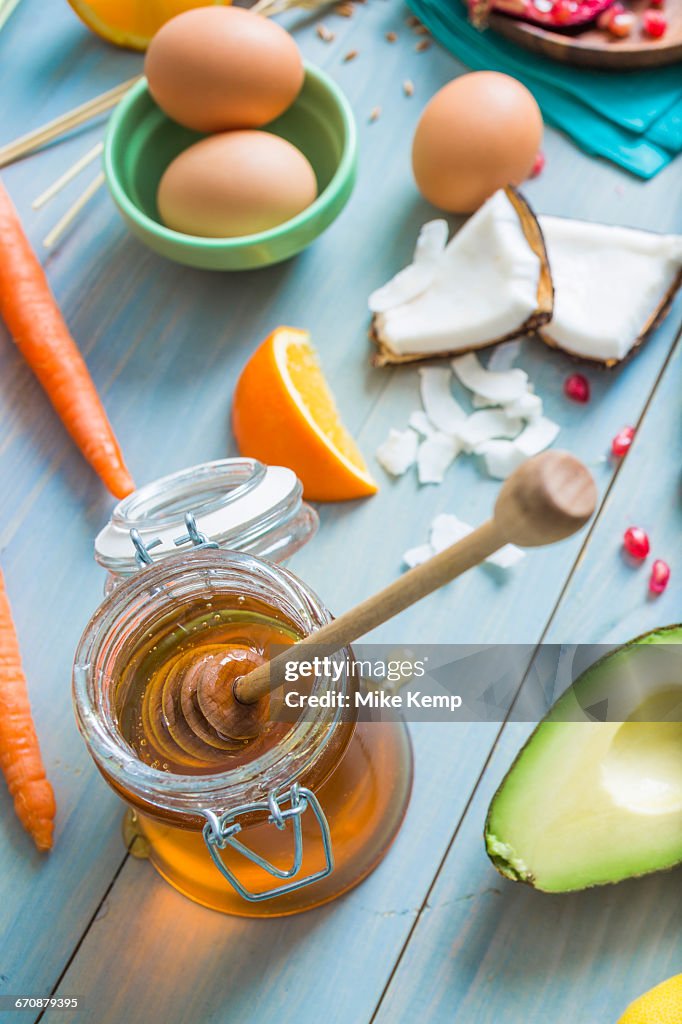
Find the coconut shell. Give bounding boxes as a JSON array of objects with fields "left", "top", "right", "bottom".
[{"left": 371, "top": 186, "right": 554, "bottom": 368}]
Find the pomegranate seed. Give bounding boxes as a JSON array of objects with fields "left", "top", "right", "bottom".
[
  {"left": 609, "top": 10, "right": 635, "bottom": 35},
  {"left": 611, "top": 425, "right": 635, "bottom": 458},
  {"left": 623, "top": 526, "right": 650, "bottom": 560},
  {"left": 649, "top": 559, "right": 670, "bottom": 594},
  {"left": 552, "top": 0, "right": 574, "bottom": 23},
  {"left": 530, "top": 151, "right": 546, "bottom": 178},
  {"left": 597, "top": 2, "right": 622, "bottom": 27},
  {"left": 564, "top": 373, "right": 590, "bottom": 403},
  {"left": 643, "top": 9, "right": 667, "bottom": 35}
]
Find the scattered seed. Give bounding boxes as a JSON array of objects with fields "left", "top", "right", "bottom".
[
  {"left": 335, "top": 1, "right": 354, "bottom": 16},
  {"left": 403, "top": 79, "right": 415, "bottom": 96},
  {"left": 611, "top": 426, "right": 634, "bottom": 459},
  {"left": 344, "top": 48, "right": 359, "bottom": 61},
  {"left": 608, "top": 10, "right": 635, "bottom": 36},
  {"left": 385, "top": 30, "right": 397, "bottom": 41},
  {"left": 316, "top": 23, "right": 335, "bottom": 41},
  {"left": 415, "top": 38, "right": 432, "bottom": 51},
  {"left": 369, "top": 106, "right": 381, "bottom": 122},
  {"left": 414, "top": 23, "right": 430, "bottom": 34},
  {"left": 650, "top": 559, "right": 670, "bottom": 595},
  {"left": 530, "top": 150, "right": 545, "bottom": 178},
  {"left": 643, "top": 9, "right": 667, "bottom": 36},
  {"left": 623, "top": 526, "right": 650, "bottom": 560},
  {"left": 563, "top": 373, "right": 590, "bottom": 403},
  {"left": 406, "top": 14, "right": 421, "bottom": 26}
]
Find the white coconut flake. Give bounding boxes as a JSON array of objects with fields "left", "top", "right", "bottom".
[
  {"left": 417, "top": 433, "right": 461, "bottom": 484},
  {"left": 369, "top": 263, "right": 436, "bottom": 315},
  {"left": 457, "top": 409, "right": 522, "bottom": 453},
  {"left": 413, "top": 219, "right": 449, "bottom": 264},
  {"left": 504, "top": 391, "right": 543, "bottom": 421},
  {"left": 477, "top": 439, "right": 527, "bottom": 480},
  {"left": 514, "top": 416, "right": 560, "bottom": 457},
  {"left": 403, "top": 544, "right": 434, "bottom": 569},
  {"left": 487, "top": 339, "right": 522, "bottom": 372},
  {"left": 375, "top": 428, "right": 419, "bottom": 476},
  {"left": 426, "top": 512, "right": 524, "bottom": 568},
  {"left": 370, "top": 222, "right": 449, "bottom": 316},
  {"left": 408, "top": 409, "right": 436, "bottom": 437},
  {"left": 476, "top": 415, "right": 559, "bottom": 479},
  {"left": 452, "top": 352, "right": 529, "bottom": 404},
  {"left": 419, "top": 367, "right": 467, "bottom": 434},
  {"left": 488, "top": 544, "right": 525, "bottom": 569},
  {"left": 429, "top": 513, "right": 473, "bottom": 552},
  {"left": 471, "top": 393, "right": 498, "bottom": 409}
]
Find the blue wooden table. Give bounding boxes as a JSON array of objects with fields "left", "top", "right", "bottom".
[{"left": 0, "top": 2, "right": 680, "bottom": 1022}]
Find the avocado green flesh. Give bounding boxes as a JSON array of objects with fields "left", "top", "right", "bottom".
[{"left": 485, "top": 627, "right": 682, "bottom": 892}]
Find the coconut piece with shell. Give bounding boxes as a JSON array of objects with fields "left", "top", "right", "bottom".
[
  {"left": 538, "top": 216, "right": 682, "bottom": 366},
  {"left": 369, "top": 188, "right": 553, "bottom": 367}
]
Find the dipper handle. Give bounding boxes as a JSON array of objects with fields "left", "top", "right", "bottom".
[{"left": 234, "top": 450, "right": 597, "bottom": 705}]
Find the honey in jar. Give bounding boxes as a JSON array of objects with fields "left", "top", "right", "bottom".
[{"left": 73, "top": 459, "right": 413, "bottom": 916}]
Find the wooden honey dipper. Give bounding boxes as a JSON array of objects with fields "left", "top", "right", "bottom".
[{"left": 190, "top": 450, "right": 597, "bottom": 742}]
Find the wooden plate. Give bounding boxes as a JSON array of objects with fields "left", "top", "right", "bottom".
[{"left": 489, "top": 0, "right": 682, "bottom": 67}]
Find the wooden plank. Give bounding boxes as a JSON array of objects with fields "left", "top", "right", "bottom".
[
  {"left": 41, "top": 314, "right": 682, "bottom": 1024},
  {"left": 0, "top": 1, "right": 679, "bottom": 1022},
  {"left": 374, "top": 335, "right": 682, "bottom": 1023},
  {"left": 0, "top": 4, "right": 509, "bottom": 1009},
  {"left": 375, "top": 722, "right": 682, "bottom": 1024},
  {"left": 39, "top": 721, "right": 507, "bottom": 1024}
]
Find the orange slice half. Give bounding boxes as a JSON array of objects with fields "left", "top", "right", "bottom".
[
  {"left": 232, "top": 327, "right": 378, "bottom": 502},
  {"left": 66, "top": 0, "right": 232, "bottom": 51}
]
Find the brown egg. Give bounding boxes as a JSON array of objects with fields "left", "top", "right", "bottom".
[
  {"left": 157, "top": 131, "right": 318, "bottom": 238},
  {"left": 145, "top": 7, "right": 304, "bottom": 132},
  {"left": 412, "top": 72, "right": 543, "bottom": 214}
]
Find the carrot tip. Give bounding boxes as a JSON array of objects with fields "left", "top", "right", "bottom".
[{"left": 110, "top": 474, "right": 136, "bottom": 500}]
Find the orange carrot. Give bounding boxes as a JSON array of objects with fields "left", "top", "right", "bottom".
[
  {"left": 0, "top": 568, "right": 55, "bottom": 851},
  {"left": 0, "top": 178, "right": 134, "bottom": 499}
]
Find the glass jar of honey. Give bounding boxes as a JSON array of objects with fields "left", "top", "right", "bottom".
[{"left": 73, "top": 459, "right": 413, "bottom": 916}]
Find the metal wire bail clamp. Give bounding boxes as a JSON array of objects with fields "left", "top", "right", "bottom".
[{"left": 202, "top": 785, "right": 334, "bottom": 903}]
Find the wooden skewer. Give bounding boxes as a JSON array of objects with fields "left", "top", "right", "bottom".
[
  {"left": 198, "top": 451, "right": 598, "bottom": 738},
  {"left": 43, "top": 171, "right": 105, "bottom": 249},
  {"left": 0, "top": 0, "right": 23, "bottom": 32},
  {"left": 32, "top": 141, "right": 104, "bottom": 209},
  {"left": 0, "top": 0, "right": 327, "bottom": 171},
  {"left": 251, "top": 0, "right": 334, "bottom": 16},
  {"left": 0, "top": 75, "right": 140, "bottom": 169}
]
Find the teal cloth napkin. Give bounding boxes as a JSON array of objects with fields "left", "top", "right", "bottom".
[{"left": 407, "top": 0, "right": 682, "bottom": 177}]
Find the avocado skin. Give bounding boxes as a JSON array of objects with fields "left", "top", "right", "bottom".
[{"left": 484, "top": 624, "right": 682, "bottom": 892}]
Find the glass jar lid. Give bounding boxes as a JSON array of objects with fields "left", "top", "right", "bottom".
[{"left": 95, "top": 458, "right": 318, "bottom": 577}]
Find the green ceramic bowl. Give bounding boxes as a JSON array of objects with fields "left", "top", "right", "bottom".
[{"left": 104, "top": 66, "right": 357, "bottom": 271}]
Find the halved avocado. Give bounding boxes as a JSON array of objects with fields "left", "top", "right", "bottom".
[{"left": 485, "top": 626, "right": 682, "bottom": 892}]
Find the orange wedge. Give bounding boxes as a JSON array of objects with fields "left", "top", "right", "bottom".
[
  {"left": 66, "top": 0, "right": 231, "bottom": 51},
  {"left": 232, "top": 327, "right": 378, "bottom": 502}
]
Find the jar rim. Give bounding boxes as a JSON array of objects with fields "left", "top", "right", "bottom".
[
  {"left": 95, "top": 459, "right": 318, "bottom": 577},
  {"left": 73, "top": 549, "right": 348, "bottom": 815},
  {"left": 111, "top": 458, "right": 267, "bottom": 531}
]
